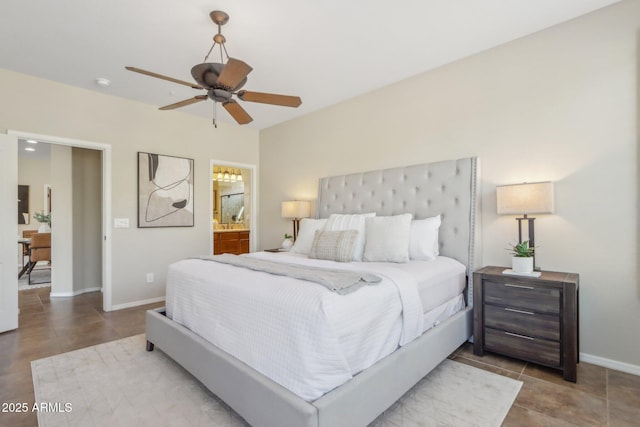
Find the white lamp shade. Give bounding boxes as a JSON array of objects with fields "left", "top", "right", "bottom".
[
  {"left": 281, "top": 200, "right": 311, "bottom": 219},
  {"left": 496, "top": 181, "right": 554, "bottom": 215}
]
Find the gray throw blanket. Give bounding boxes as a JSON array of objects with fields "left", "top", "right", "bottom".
[{"left": 196, "top": 253, "right": 381, "bottom": 295}]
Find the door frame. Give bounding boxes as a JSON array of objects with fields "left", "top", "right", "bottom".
[
  {"left": 8, "top": 130, "right": 113, "bottom": 311},
  {"left": 210, "top": 160, "right": 258, "bottom": 254},
  {"left": 0, "top": 134, "right": 18, "bottom": 332}
]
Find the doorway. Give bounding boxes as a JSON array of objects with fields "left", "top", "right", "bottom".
[
  {"left": 8, "top": 130, "right": 112, "bottom": 313},
  {"left": 210, "top": 160, "right": 257, "bottom": 255}
]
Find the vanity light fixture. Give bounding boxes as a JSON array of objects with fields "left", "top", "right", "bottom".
[
  {"left": 213, "top": 166, "right": 243, "bottom": 183},
  {"left": 25, "top": 147, "right": 36, "bottom": 152},
  {"left": 26, "top": 139, "right": 38, "bottom": 144}
]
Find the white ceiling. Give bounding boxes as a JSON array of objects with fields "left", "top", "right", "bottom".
[{"left": 0, "top": 0, "right": 620, "bottom": 130}]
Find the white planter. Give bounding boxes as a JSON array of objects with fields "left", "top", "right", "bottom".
[
  {"left": 281, "top": 239, "right": 293, "bottom": 251},
  {"left": 38, "top": 223, "right": 51, "bottom": 233},
  {"left": 511, "top": 257, "right": 533, "bottom": 274}
]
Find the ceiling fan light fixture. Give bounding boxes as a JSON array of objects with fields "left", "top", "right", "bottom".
[
  {"left": 125, "top": 9, "right": 301, "bottom": 127},
  {"left": 210, "top": 88, "right": 233, "bottom": 102}
]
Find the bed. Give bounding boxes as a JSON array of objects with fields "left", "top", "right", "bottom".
[{"left": 146, "top": 157, "right": 480, "bottom": 427}]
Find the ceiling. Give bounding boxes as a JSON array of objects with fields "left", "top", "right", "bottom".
[{"left": 0, "top": 0, "right": 620, "bottom": 130}]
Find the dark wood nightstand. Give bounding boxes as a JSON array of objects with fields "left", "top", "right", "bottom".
[{"left": 473, "top": 266, "right": 579, "bottom": 382}]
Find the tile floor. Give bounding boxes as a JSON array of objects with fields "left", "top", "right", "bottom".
[
  {"left": 1, "top": 288, "right": 638, "bottom": 426},
  {"left": 0, "top": 288, "right": 163, "bottom": 427}
]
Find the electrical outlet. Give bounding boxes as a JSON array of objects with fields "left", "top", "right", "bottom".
[{"left": 146, "top": 273, "right": 154, "bottom": 283}]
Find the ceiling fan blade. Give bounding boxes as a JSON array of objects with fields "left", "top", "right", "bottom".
[
  {"left": 237, "top": 90, "right": 302, "bottom": 108},
  {"left": 159, "top": 95, "right": 208, "bottom": 110},
  {"left": 125, "top": 66, "right": 203, "bottom": 89},
  {"left": 223, "top": 100, "right": 253, "bottom": 124},
  {"left": 217, "top": 58, "right": 253, "bottom": 89}
]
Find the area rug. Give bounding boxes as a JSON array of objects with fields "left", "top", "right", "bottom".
[
  {"left": 18, "top": 267, "right": 51, "bottom": 290},
  {"left": 32, "top": 335, "right": 522, "bottom": 426}
]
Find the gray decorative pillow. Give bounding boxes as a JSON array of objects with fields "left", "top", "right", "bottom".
[{"left": 309, "top": 230, "right": 358, "bottom": 262}]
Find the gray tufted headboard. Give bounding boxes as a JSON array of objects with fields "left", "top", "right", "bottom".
[{"left": 317, "top": 157, "right": 480, "bottom": 304}]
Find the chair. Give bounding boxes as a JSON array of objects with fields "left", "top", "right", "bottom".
[
  {"left": 27, "top": 232, "right": 51, "bottom": 285},
  {"left": 22, "top": 230, "right": 38, "bottom": 267},
  {"left": 21, "top": 229, "right": 37, "bottom": 256}
]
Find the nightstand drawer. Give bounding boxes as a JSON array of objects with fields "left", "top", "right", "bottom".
[
  {"left": 485, "top": 327, "right": 560, "bottom": 367},
  {"left": 485, "top": 305, "right": 560, "bottom": 341},
  {"left": 484, "top": 280, "right": 560, "bottom": 314}
]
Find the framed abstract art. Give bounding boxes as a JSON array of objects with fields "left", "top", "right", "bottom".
[{"left": 138, "top": 152, "right": 194, "bottom": 227}]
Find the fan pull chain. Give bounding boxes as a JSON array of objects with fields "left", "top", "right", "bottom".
[{"left": 212, "top": 101, "right": 218, "bottom": 128}]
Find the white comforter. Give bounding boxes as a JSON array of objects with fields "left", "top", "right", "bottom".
[{"left": 165, "top": 252, "right": 424, "bottom": 401}]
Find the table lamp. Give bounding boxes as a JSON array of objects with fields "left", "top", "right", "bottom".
[
  {"left": 281, "top": 200, "right": 311, "bottom": 241},
  {"left": 496, "top": 181, "right": 554, "bottom": 268}
]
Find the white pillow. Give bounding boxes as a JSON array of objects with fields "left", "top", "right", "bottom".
[
  {"left": 323, "top": 213, "right": 376, "bottom": 261},
  {"left": 291, "top": 218, "right": 327, "bottom": 255},
  {"left": 363, "top": 214, "right": 412, "bottom": 263},
  {"left": 409, "top": 215, "right": 441, "bottom": 260},
  {"left": 309, "top": 230, "right": 358, "bottom": 262}
]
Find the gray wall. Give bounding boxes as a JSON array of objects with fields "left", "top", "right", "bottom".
[{"left": 72, "top": 147, "right": 102, "bottom": 293}]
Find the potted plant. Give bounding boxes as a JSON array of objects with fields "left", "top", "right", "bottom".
[
  {"left": 281, "top": 233, "right": 293, "bottom": 251},
  {"left": 508, "top": 240, "right": 534, "bottom": 274},
  {"left": 33, "top": 211, "right": 51, "bottom": 233}
]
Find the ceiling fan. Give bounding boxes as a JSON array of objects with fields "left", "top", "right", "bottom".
[{"left": 126, "top": 10, "right": 302, "bottom": 126}]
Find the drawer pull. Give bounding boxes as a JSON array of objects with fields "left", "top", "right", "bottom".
[
  {"left": 504, "top": 307, "right": 534, "bottom": 315},
  {"left": 504, "top": 283, "right": 535, "bottom": 290},
  {"left": 505, "top": 331, "right": 535, "bottom": 340}
]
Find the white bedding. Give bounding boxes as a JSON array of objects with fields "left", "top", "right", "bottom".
[
  {"left": 278, "top": 252, "right": 466, "bottom": 313},
  {"left": 165, "top": 252, "right": 465, "bottom": 401}
]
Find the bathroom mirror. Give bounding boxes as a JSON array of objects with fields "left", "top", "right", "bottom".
[{"left": 221, "top": 193, "right": 244, "bottom": 223}]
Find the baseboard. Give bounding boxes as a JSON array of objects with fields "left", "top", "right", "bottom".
[
  {"left": 580, "top": 352, "right": 640, "bottom": 376},
  {"left": 50, "top": 286, "right": 102, "bottom": 298},
  {"left": 110, "top": 296, "right": 166, "bottom": 311}
]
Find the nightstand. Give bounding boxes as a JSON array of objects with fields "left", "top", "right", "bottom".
[{"left": 473, "top": 266, "right": 579, "bottom": 382}]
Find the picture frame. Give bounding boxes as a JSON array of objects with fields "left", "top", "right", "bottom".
[
  {"left": 138, "top": 152, "right": 194, "bottom": 228},
  {"left": 18, "top": 184, "right": 29, "bottom": 225}
]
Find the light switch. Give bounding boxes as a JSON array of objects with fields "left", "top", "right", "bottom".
[{"left": 114, "top": 218, "right": 130, "bottom": 228}]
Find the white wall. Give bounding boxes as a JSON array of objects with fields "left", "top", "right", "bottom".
[
  {"left": 259, "top": 1, "right": 640, "bottom": 368},
  {"left": 0, "top": 68, "right": 259, "bottom": 307}
]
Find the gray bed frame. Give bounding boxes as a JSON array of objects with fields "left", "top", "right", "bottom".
[{"left": 146, "top": 157, "right": 480, "bottom": 427}]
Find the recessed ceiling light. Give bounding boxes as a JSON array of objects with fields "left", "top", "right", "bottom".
[
  {"left": 25, "top": 147, "right": 36, "bottom": 152},
  {"left": 26, "top": 139, "right": 38, "bottom": 144},
  {"left": 95, "top": 77, "right": 111, "bottom": 88}
]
